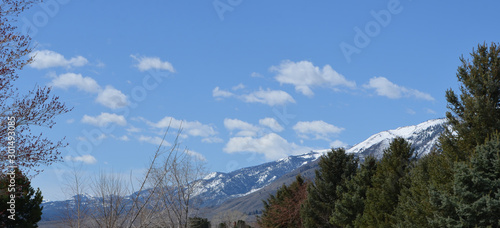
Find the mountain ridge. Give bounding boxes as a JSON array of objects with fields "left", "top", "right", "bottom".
[{"left": 40, "top": 118, "right": 447, "bottom": 222}]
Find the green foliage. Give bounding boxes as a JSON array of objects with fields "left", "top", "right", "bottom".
[
  {"left": 0, "top": 168, "right": 43, "bottom": 227},
  {"left": 358, "top": 137, "right": 415, "bottom": 227},
  {"left": 258, "top": 175, "right": 308, "bottom": 228},
  {"left": 330, "top": 155, "right": 377, "bottom": 228},
  {"left": 188, "top": 217, "right": 211, "bottom": 228},
  {"left": 441, "top": 42, "right": 500, "bottom": 162},
  {"left": 429, "top": 134, "right": 500, "bottom": 227},
  {"left": 301, "top": 148, "right": 358, "bottom": 228}
]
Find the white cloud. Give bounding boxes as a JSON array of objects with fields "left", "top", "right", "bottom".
[
  {"left": 330, "top": 140, "right": 349, "bottom": 149},
  {"left": 293, "top": 120, "right": 344, "bottom": 141},
  {"left": 364, "top": 77, "right": 435, "bottom": 101},
  {"left": 96, "top": 86, "right": 129, "bottom": 109},
  {"left": 117, "top": 135, "right": 129, "bottom": 141},
  {"left": 49, "top": 73, "right": 101, "bottom": 93},
  {"left": 65, "top": 155, "right": 97, "bottom": 164},
  {"left": 201, "top": 137, "right": 224, "bottom": 143},
  {"left": 232, "top": 83, "right": 245, "bottom": 91},
  {"left": 30, "top": 50, "right": 88, "bottom": 69},
  {"left": 213, "top": 86, "right": 295, "bottom": 107},
  {"left": 145, "top": 116, "right": 218, "bottom": 139},
  {"left": 126, "top": 126, "right": 142, "bottom": 133},
  {"left": 131, "top": 55, "right": 175, "bottom": 72},
  {"left": 271, "top": 60, "right": 356, "bottom": 97},
  {"left": 224, "top": 118, "right": 260, "bottom": 137},
  {"left": 242, "top": 88, "right": 295, "bottom": 106},
  {"left": 185, "top": 150, "right": 206, "bottom": 161},
  {"left": 407, "top": 108, "right": 416, "bottom": 115},
  {"left": 212, "top": 87, "right": 234, "bottom": 99},
  {"left": 81, "top": 113, "right": 127, "bottom": 127},
  {"left": 138, "top": 135, "right": 170, "bottom": 146},
  {"left": 224, "top": 133, "right": 312, "bottom": 160},
  {"left": 251, "top": 72, "right": 263, "bottom": 78},
  {"left": 259, "top": 117, "right": 284, "bottom": 132},
  {"left": 50, "top": 73, "right": 129, "bottom": 109}
]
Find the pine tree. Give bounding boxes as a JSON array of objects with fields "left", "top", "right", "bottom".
[
  {"left": 257, "top": 175, "right": 308, "bottom": 228},
  {"left": 358, "top": 137, "right": 415, "bottom": 227},
  {"left": 429, "top": 134, "right": 500, "bottom": 227},
  {"left": 393, "top": 150, "right": 451, "bottom": 228},
  {"left": 440, "top": 42, "right": 500, "bottom": 162},
  {"left": 0, "top": 168, "right": 43, "bottom": 227},
  {"left": 301, "top": 148, "right": 358, "bottom": 228},
  {"left": 330, "top": 155, "right": 377, "bottom": 228},
  {"left": 188, "top": 217, "right": 211, "bottom": 228}
]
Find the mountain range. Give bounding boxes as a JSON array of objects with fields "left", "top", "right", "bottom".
[{"left": 39, "top": 118, "right": 447, "bottom": 224}]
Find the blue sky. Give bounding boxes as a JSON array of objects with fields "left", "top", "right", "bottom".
[{"left": 16, "top": 0, "right": 499, "bottom": 200}]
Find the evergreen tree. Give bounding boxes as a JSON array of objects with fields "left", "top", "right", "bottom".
[
  {"left": 330, "top": 155, "right": 377, "bottom": 228},
  {"left": 358, "top": 137, "right": 415, "bottom": 227},
  {"left": 429, "top": 134, "right": 500, "bottom": 227},
  {"left": 301, "top": 148, "right": 358, "bottom": 228},
  {"left": 393, "top": 150, "right": 450, "bottom": 228},
  {"left": 258, "top": 175, "right": 308, "bottom": 228},
  {"left": 440, "top": 42, "right": 500, "bottom": 162},
  {"left": 188, "top": 217, "right": 211, "bottom": 228},
  {"left": 0, "top": 168, "right": 43, "bottom": 227}
]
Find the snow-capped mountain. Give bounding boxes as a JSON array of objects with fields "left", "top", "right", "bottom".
[
  {"left": 192, "top": 152, "right": 324, "bottom": 208},
  {"left": 41, "top": 118, "right": 447, "bottom": 221},
  {"left": 346, "top": 118, "right": 446, "bottom": 158}
]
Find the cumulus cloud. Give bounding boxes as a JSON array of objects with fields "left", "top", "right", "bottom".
[
  {"left": 224, "top": 133, "right": 312, "bottom": 160},
  {"left": 242, "top": 88, "right": 296, "bottom": 106},
  {"left": 224, "top": 118, "right": 261, "bottom": 137},
  {"left": 364, "top": 77, "right": 434, "bottom": 101},
  {"left": 271, "top": 60, "right": 356, "bottom": 97},
  {"left": 65, "top": 155, "right": 97, "bottom": 164},
  {"left": 49, "top": 73, "right": 101, "bottom": 93},
  {"left": 30, "top": 50, "right": 88, "bottom": 69},
  {"left": 49, "top": 73, "right": 129, "bottom": 109},
  {"left": 293, "top": 120, "right": 344, "bottom": 141},
  {"left": 144, "top": 116, "right": 218, "bottom": 140},
  {"left": 259, "top": 117, "right": 284, "bottom": 132},
  {"left": 81, "top": 113, "right": 127, "bottom": 127},
  {"left": 131, "top": 55, "right": 175, "bottom": 72},
  {"left": 96, "top": 86, "right": 129, "bottom": 109}
]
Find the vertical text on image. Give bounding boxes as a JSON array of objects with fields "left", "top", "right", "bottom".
[{"left": 6, "top": 116, "right": 17, "bottom": 220}]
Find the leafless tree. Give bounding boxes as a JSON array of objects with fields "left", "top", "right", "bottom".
[
  {"left": 61, "top": 123, "right": 207, "bottom": 228},
  {"left": 61, "top": 165, "right": 91, "bottom": 228}
]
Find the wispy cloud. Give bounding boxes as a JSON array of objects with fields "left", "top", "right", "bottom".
[
  {"left": 81, "top": 113, "right": 127, "bottom": 127},
  {"left": 131, "top": 55, "right": 175, "bottom": 72},
  {"left": 213, "top": 86, "right": 295, "bottom": 107},
  {"left": 143, "top": 116, "right": 219, "bottom": 142},
  {"left": 364, "top": 77, "right": 434, "bottom": 101}
]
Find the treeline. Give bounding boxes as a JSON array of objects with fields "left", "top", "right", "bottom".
[{"left": 258, "top": 43, "right": 500, "bottom": 228}]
